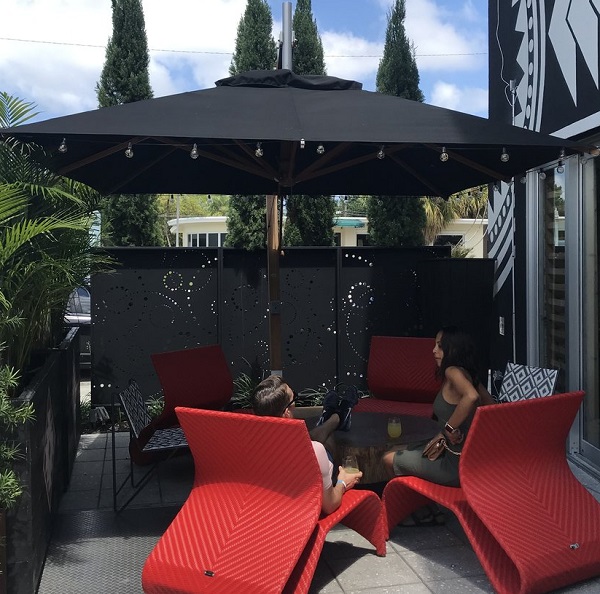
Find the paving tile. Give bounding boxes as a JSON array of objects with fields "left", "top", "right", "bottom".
[
  {"left": 58, "top": 490, "right": 99, "bottom": 513},
  {"left": 342, "top": 585, "right": 431, "bottom": 594},
  {"left": 77, "top": 433, "right": 108, "bottom": 449},
  {"left": 75, "top": 446, "right": 106, "bottom": 462},
  {"left": 400, "top": 544, "right": 486, "bottom": 582},
  {"left": 308, "top": 559, "right": 344, "bottom": 593},
  {"left": 322, "top": 527, "right": 393, "bottom": 558},
  {"left": 328, "top": 551, "right": 422, "bottom": 590},
  {"left": 425, "top": 576, "right": 495, "bottom": 593},
  {"left": 388, "top": 524, "right": 464, "bottom": 553}
]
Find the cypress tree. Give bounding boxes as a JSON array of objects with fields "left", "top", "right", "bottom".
[
  {"left": 229, "top": 0, "right": 277, "bottom": 75},
  {"left": 225, "top": 0, "right": 277, "bottom": 250},
  {"left": 292, "top": 0, "right": 326, "bottom": 75},
  {"left": 96, "top": 0, "right": 163, "bottom": 246},
  {"left": 367, "top": 196, "right": 426, "bottom": 247},
  {"left": 369, "top": 0, "right": 426, "bottom": 246},
  {"left": 284, "top": 0, "right": 335, "bottom": 247}
]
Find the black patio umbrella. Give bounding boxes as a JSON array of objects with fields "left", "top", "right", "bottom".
[
  {"left": 1, "top": 69, "right": 592, "bottom": 373},
  {"left": 0, "top": 69, "right": 591, "bottom": 198}
]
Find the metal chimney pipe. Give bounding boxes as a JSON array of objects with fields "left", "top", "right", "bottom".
[{"left": 281, "top": 2, "right": 293, "bottom": 70}]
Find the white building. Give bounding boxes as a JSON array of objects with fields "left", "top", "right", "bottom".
[{"left": 168, "top": 215, "right": 487, "bottom": 256}]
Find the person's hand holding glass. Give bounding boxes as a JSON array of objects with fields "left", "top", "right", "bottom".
[{"left": 338, "top": 454, "right": 362, "bottom": 490}]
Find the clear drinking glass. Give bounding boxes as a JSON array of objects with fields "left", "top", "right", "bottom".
[
  {"left": 342, "top": 454, "right": 360, "bottom": 474},
  {"left": 387, "top": 417, "right": 402, "bottom": 439}
]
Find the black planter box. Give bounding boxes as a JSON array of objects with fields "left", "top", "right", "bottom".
[{"left": 5, "top": 328, "right": 80, "bottom": 594}]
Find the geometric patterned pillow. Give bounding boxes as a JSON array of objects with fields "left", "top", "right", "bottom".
[{"left": 497, "top": 362, "right": 559, "bottom": 403}]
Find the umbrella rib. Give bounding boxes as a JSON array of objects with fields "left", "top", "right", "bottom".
[
  {"left": 294, "top": 143, "right": 410, "bottom": 184},
  {"left": 387, "top": 153, "right": 447, "bottom": 197},
  {"left": 58, "top": 137, "right": 146, "bottom": 176},
  {"left": 294, "top": 144, "right": 408, "bottom": 185},
  {"left": 145, "top": 136, "right": 278, "bottom": 182},
  {"left": 107, "top": 146, "right": 179, "bottom": 194},
  {"left": 424, "top": 144, "right": 510, "bottom": 181},
  {"left": 232, "top": 140, "right": 281, "bottom": 180}
]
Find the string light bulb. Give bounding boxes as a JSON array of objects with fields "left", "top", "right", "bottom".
[
  {"left": 500, "top": 147, "right": 509, "bottom": 162},
  {"left": 190, "top": 143, "right": 199, "bottom": 159},
  {"left": 377, "top": 145, "right": 385, "bottom": 160},
  {"left": 255, "top": 142, "right": 263, "bottom": 157},
  {"left": 539, "top": 170, "right": 547, "bottom": 180},
  {"left": 557, "top": 160, "right": 564, "bottom": 174},
  {"left": 316, "top": 144, "right": 325, "bottom": 155},
  {"left": 58, "top": 138, "right": 67, "bottom": 153},
  {"left": 439, "top": 146, "right": 449, "bottom": 162},
  {"left": 300, "top": 138, "right": 305, "bottom": 149},
  {"left": 125, "top": 142, "right": 134, "bottom": 159}
]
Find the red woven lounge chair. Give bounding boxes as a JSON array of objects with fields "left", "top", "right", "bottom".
[
  {"left": 382, "top": 391, "right": 600, "bottom": 594},
  {"left": 130, "top": 344, "right": 233, "bottom": 464},
  {"left": 142, "top": 408, "right": 385, "bottom": 594},
  {"left": 355, "top": 335, "right": 440, "bottom": 417}
]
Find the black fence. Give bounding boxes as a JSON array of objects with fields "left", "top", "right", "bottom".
[{"left": 91, "top": 247, "right": 495, "bottom": 405}]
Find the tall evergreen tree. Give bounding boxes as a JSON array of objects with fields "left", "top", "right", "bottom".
[
  {"left": 229, "top": 0, "right": 277, "bottom": 75},
  {"left": 367, "top": 196, "right": 426, "bottom": 247},
  {"left": 292, "top": 0, "right": 326, "bottom": 75},
  {"left": 369, "top": 0, "right": 426, "bottom": 246},
  {"left": 225, "top": 0, "right": 277, "bottom": 249},
  {"left": 283, "top": 0, "right": 335, "bottom": 247},
  {"left": 96, "top": 0, "right": 163, "bottom": 246}
]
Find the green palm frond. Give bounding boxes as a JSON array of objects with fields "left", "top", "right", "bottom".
[{"left": 0, "top": 91, "right": 40, "bottom": 128}]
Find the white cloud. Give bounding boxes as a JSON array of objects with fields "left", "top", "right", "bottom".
[
  {"left": 405, "top": 0, "right": 487, "bottom": 72},
  {"left": 430, "top": 81, "right": 488, "bottom": 116},
  {"left": 0, "top": 0, "right": 489, "bottom": 120},
  {"left": 321, "top": 31, "right": 381, "bottom": 87}
]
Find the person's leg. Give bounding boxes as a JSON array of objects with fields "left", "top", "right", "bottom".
[
  {"left": 309, "top": 413, "right": 340, "bottom": 445},
  {"left": 316, "top": 389, "right": 339, "bottom": 427},
  {"left": 337, "top": 385, "right": 359, "bottom": 431}
]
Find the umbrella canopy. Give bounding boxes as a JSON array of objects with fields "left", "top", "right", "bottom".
[{"left": 1, "top": 70, "right": 591, "bottom": 198}]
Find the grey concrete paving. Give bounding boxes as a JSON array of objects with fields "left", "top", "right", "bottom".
[{"left": 39, "top": 420, "right": 600, "bottom": 594}]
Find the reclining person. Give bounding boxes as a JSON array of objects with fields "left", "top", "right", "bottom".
[{"left": 252, "top": 375, "right": 362, "bottom": 515}]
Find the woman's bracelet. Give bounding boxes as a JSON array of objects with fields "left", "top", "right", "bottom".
[
  {"left": 444, "top": 422, "right": 457, "bottom": 434},
  {"left": 336, "top": 479, "right": 347, "bottom": 490}
]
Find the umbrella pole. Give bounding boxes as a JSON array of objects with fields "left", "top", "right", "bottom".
[{"left": 267, "top": 194, "right": 282, "bottom": 375}]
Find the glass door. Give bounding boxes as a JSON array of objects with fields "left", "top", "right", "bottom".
[
  {"left": 581, "top": 155, "right": 600, "bottom": 467},
  {"left": 540, "top": 168, "right": 566, "bottom": 392}
]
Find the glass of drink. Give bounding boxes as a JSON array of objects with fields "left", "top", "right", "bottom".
[
  {"left": 387, "top": 417, "right": 402, "bottom": 439},
  {"left": 342, "top": 455, "right": 360, "bottom": 474}
]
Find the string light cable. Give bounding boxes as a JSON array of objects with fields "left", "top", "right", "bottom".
[{"left": 0, "top": 36, "right": 487, "bottom": 60}]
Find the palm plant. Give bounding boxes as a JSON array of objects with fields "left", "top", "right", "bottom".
[
  {"left": 421, "top": 185, "right": 488, "bottom": 245},
  {"left": 0, "top": 92, "right": 112, "bottom": 373}
]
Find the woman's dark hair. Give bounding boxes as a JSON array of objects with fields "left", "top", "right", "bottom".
[{"left": 436, "top": 325, "right": 481, "bottom": 386}]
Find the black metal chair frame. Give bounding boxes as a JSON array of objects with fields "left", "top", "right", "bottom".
[{"left": 111, "top": 379, "right": 188, "bottom": 513}]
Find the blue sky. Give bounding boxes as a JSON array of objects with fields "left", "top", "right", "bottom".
[{"left": 0, "top": 0, "right": 488, "bottom": 123}]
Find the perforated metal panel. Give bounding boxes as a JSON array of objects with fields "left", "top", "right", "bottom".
[{"left": 91, "top": 246, "right": 494, "bottom": 405}]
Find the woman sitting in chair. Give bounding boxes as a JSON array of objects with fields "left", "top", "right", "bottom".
[{"left": 383, "top": 326, "right": 495, "bottom": 489}]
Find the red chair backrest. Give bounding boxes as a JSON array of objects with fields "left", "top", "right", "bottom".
[
  {"left": 460, "top": 391, "right": 597, "bottom": 566},
  {"left": 172, "top": 407, "right": 323, "bottom": 591},
  {"left": 367, "top": 336, "right": 440, "bottom": 403},
  {"left": 151, "top": 344, "right": 233, "bottom": 416}
]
